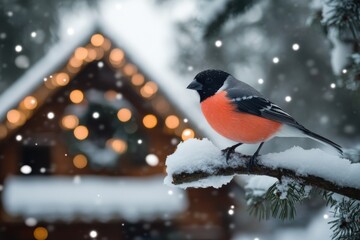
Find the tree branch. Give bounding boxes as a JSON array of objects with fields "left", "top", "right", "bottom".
[{"left": 171, "top": 152, "right": 360, "bottom": 201}]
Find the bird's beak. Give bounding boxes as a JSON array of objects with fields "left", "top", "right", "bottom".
[{"left": 187, "top": 80, "right": 203, "bottom": 90}]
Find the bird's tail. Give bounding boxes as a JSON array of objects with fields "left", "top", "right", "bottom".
[{"left": 302, "top": 128, "right": 343, "bottom": 155}]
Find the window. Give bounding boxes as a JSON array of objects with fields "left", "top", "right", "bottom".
[{"left": 21, "top": 145, "right": 51, "bottom": 175}]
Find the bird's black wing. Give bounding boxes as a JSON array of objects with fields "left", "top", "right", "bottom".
[
  {"left": 226, "top": 88, "right": 343, "bottom": 154},
  {"left": 226, "top": 88, "right": 303, "bottom": 128}
]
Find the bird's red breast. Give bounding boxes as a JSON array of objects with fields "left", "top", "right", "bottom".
[{"left": 201, "top": 91, "right": 282, "bottom": 143}]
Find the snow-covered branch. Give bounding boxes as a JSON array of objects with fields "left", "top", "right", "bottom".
[{"left": 164, "top": 139, "right": 360, "bottom": 201}]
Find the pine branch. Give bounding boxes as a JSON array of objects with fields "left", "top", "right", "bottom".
[{"left": 171, "top": 152, "right": 360, "bottom": 201}]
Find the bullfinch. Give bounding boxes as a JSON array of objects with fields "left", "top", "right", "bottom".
[{"left": 187, "top": 69, "right": 342, "bottom": 169}]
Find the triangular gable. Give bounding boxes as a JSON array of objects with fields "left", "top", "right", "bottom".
[{"left": 0, "top": 33, "right": 199, "bottom": 150}]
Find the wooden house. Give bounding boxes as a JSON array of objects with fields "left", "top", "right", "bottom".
[{"left": 0, "top": 31, "right": 235, "bottom": 240}]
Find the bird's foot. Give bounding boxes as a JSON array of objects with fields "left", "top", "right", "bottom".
[
  {"left": 222, "top": 147, "right": 235, "bottom": 164},
  {"left": 247, "top": 142, "right": 264, "bottom": 172},
  {"left": 246, "top": 155, "right": 258, "bottom": 172},
  {"left": 221, "top": 143, "right": 243, "bottom": 164}
]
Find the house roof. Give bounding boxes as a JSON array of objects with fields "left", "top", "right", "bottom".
[
  {"left": 0, "top": 0, "right": 232, "bottom": 147},
  {"left": 3, "top": 175, "right": 187, "bottom": 222}
]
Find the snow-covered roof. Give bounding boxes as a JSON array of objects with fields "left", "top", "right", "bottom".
[
  {"left": 0, "top": 0, "right": 231, "bottom": 147},
  {"left": 2, "top": 175, "right": 187, "bottom": 222}
]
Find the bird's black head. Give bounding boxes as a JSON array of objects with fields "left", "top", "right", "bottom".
[{"left": 187, "top": 69, "right": 230, "bottom": 102}]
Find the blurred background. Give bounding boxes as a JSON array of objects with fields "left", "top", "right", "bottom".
[{"left": 0, "top": 0, "right": 359, "bottom": 239}]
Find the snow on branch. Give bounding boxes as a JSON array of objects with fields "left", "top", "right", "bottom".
[{"left": 164, "top": 139, "right": 360, "bottom": 201}]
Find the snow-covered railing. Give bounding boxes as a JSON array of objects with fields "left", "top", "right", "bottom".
[
  {"left": 164, "top": 138, "right": 360, "bottom": 200},
  {"left": 3, "top": 175, "right": 187, "bottom": 222}
]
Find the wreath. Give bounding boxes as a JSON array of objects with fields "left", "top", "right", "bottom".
[{"left": 63, "top": 89, "right": 148, "bottom": 168}]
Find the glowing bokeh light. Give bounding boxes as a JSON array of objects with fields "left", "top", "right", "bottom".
[
  {"left": 23, "top": 96, "right": 38, "bottom": 110},
  {"left": 73, "top": 125, "right": 89, "bottom": 140},
  {"left": 69, "top": 57, "right": 82, "bottom": 68},
  {"left": 89, "top": 230, "right": 98, "bottom": 239},
  {"left": 181, "top": 128, "right": 195, "bottom": 141},
  {"left": 143, "top": 114, "right": 157, "bottom": 128},
  {"left": 109, "top": 48, "right": 124, "bottom": 66},
  {"left": 215, "top": 40, "right": 222, "bottom": 47},
  {"left": 33, "top": 227, "right": 48, "bottom": 240},
  {"left": 131, "top": 74, "right": 145, "bottom": 86},
  {"left": 92, "top": 112, "right": 100, "bottom": 119},
  {"left": 123, "top": 63, "right": 137, "bottom": 76},
  {"left": 91, "top": 34, "right": 105, "bottom": 47},
  {"left": 25, "top": 217, "right": 37, "bottom": 227},
  {"left": 47, "top": 112, "right": 55, "bottom": 119},
  {"left": 117, "top": 108, "right": 132, "bottom": 122},
  {"left": 7, "top": 109, "right": 21, "bottom": 124},
  {"left": 74, "top": 47, "right": 88, "bottom": 60},
  {"left": 107, "top": 139, "right": 128, "bottom": 153},
  {"left": 104, "top": 90, "right": 118, "bottom": 101},
  {"left": 16, "top": 134, "right": 22, "bottom": 141},
  {"left": 20, "top": 165, "right": 32, "bottom": 174},
  {"left": 15, "top": 45, "right": 22, "bottom": 52},
  {"left": 145, "top": 154, "right": 159, "bottom": 166},
  {"left": 69, "top": 89, "right": 84, "bottom": 104},
  {"left": 73, "top": 154, "right": 88, "bottom": 169},
  {"left": 102, "top": 38, "right": 112, "bottom": 51},
  {"left": 165, "top": 115, "right": 180, "bottom": 129},
  {"left": 85, "top": 48, "right": 97, "bottom": 62},
  {"left": 55, "top": 72, "right": 70, "bottom": 86},
  {"left": 140, "top": 81, "right": 158, "bottom": 98},
  {"left": 61, "top": 115, "right": 79, "bottom": 129}
]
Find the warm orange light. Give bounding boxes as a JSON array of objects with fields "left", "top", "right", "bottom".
[
  {"left": 140, "top": 81, "right": 158, "bottom": 98},
  {"left": 102, "top": 38, "right": 112, "bottom": 51},
  {"left": 95, "top": 48, "right": 104, "bottom": 60},
  {"left": 165, "top": 115, "right": 180, "bottom": 129},
  {"left": 74, "top": 47, "right": 88, "bottom": 60},
  {"left": 66, "top": 65, "right": 80, "bottom": 74},
  {"left": 107, "top": 138, "right": 127, "bottom": 153},
  {"left": 8, "top": 110, "right": 26, "bottom": 126},
  {"left": 73, "top": 125, "right": 89, "bottom": 140},
  {"left": 73, "top": 154, "right": 88, "bottom": 169},
  {"left": 23, "top": 96, "right": 38, "bottom": 110},
  {"left": 117, "top": 108, "right": 132, "bottom": 122},
  {"left": 140, "top": 87, "right": 151, "bottom": 98},
  {"left": 123, "top": 63, "right": 137, "bottom": 76},
  {"left": 131, "top": 74, "right": 145, "bottom": 86},
  {"left": 104, "top": 90, "right": 117, "bottom": 101},
  {"left": 44, "top": 78, "right": 56, "bottom": 89},
  {"left": 55, "top": 73, "right": 70, "bottom": 86},
  {"left": 0, "top": 125, "right": 7, "bottom": 139},
  {"left": 85, "top": 48, "right": 97, "bottom": 62},
  {"left": 7, "top": 109, "right": 21, "bottom": 124},
  {"left": 181, "top": 128, "right": 195, "bottom": 141},
  {"left": 33, "top": 226, "right": 48, "bottom": 240},
  {"left": 91, "top": 34, "right": 104, "bottom": 47},
  {"left": 69, "top": 89, "right": 84, "bottom": 104},
  {"left": 109, "top": 48, "right": 124, "bottom": 66},
  {"left": 69, "top": 57, "right": 82, "bottom": 68},
  {"left": 61, "top": 115, "right": 79, "bottom": 129},
  {"left": 143, "top": 114, "right": 157, "bottom": 129}
]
